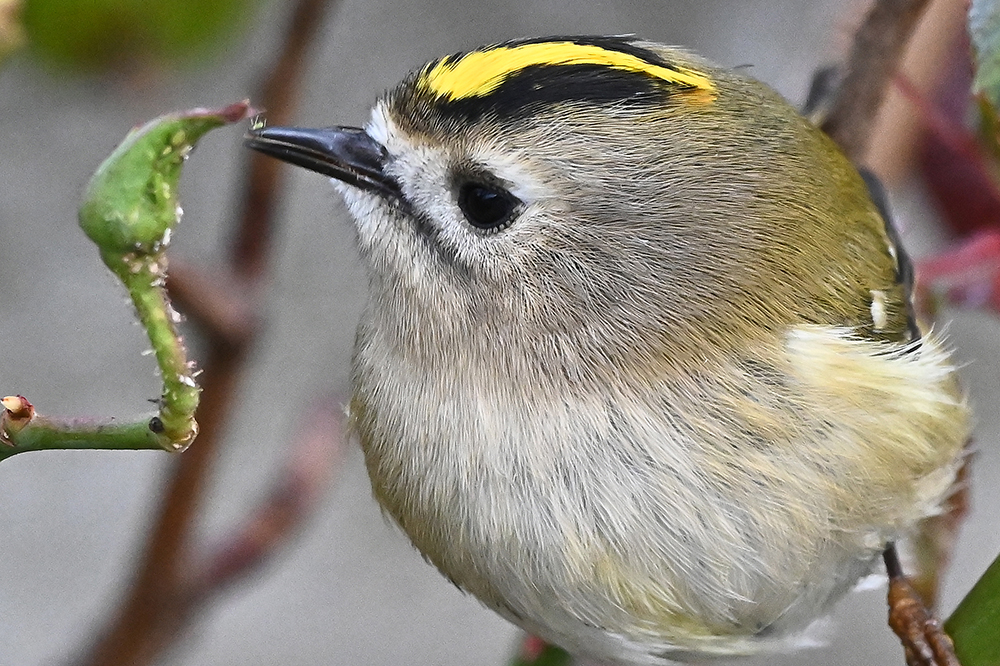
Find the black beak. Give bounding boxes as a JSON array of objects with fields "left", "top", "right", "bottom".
[{"left": 244, "top": 125, "right": 402, "bottom": 199}]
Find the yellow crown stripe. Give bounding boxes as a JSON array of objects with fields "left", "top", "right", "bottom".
[{"left": 419, "top": 41, "right": 714, "bottom": 101}]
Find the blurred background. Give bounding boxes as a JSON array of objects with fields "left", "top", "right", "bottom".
[{"left": 0, "top": 0, "right": 997, "bottom": 665}]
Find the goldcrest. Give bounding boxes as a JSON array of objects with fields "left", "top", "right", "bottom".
[{"left": 246, "top": 36, "right": 969, "bottom": 665}]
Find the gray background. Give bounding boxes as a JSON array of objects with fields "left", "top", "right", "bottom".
[{"left": 1, "top": 1, "right": 997, "bottom": 665}]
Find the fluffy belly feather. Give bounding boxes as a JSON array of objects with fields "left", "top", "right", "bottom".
[{"left": 351, "top": 321, "right": 968, "bottom": 663}]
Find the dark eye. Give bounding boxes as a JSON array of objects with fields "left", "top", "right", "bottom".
[{"left": 457, "top": 182, "right": 519, "bottom": 231}]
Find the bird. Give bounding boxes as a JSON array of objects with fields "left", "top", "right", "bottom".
[{"left": 245, "top": 35, "right": 970, "bottom": 665}]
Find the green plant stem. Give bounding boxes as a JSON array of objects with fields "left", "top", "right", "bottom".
[
  {"left": 1, "top": 253, "right": 201, "bottom": 458},
  {"left": 946, "top": 552, "right": 1000, "bottom": 666},
  {"left": 0, "top": 416, "right": 162, "bottom": 461},
  {"left": 111, "top": 251, "right": 199, "bottom": 451},
  {"left": 0, "top": 104, "right": 251, "bottom": 463},
  {"left": 78, "top": 104, "right": 255, "bottom": 450}
]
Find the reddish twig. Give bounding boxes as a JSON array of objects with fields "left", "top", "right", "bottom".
[
  {"left": 916, "top": 229, "right": 1000, "bottom": 312},
  {"left": 186, "top": 398, "right": 345, "bottom": 602},
  {"left": 910, "top": 455, "right": 973, "bottom": 609},
  {"left": 231, "top": 0, "right": 333, "bottom": 281},
  {"left": 821, "top": 0, "right": 933, "bottom": 162},
  {"left": 897, "top": 73, "right": 986, "bottom": 178},
  {"left": 73, "top": 343, "right": 249, "bottom": 666},
  {"left": 907, "top": 35, "right": 1000, "bottom": 238},
  {"left": 166, "top": 260, "right": 257, "bottom": 349},
  {"left": 71, "top": 1, "right": 341, "bottom": 664}
]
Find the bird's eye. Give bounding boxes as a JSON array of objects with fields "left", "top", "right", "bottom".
[{"left": 457, "top": 181, "right": 520, "bottom": 231}]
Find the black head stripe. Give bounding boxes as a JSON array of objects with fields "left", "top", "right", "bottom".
[{"left": 407, "top": 35, "right": 715, "bottom": 121}]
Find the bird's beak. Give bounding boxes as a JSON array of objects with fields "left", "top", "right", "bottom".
[{"left": 244, "top": 125, "right": 402, "bottom": 199}]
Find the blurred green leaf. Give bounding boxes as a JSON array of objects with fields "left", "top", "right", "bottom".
[
  {"left": 22, "top": 0, "right": 262, "bottom": 72},
  {"left": 0, "top": 0, "right": 24, "bottom": 64},
  {"left": 946, "top": 552, "right": 1000, "bottom": 666},
  {"left": 971, "top": 0, "right": 1000, "bottom": 110}
]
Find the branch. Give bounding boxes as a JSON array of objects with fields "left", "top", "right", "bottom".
[
  {"left": 3, "top": 103, "right": 253, "bottom": 465},
  {"left": 186, "top": 398, "right": 345, "bottom": 602},
  {"left": 166, "top": 260, "right": 257, "bottom": 349},
  {"left": 71, "top": 1, "right": 341, "bottom": 664},
  {"left": 0, "top": 396, "right": 162, "bottom": 459},
  {"left": 821, "top": 0, "right": 933, "bottom": 161},
  {"left": 232, "top": 0, "right": 334, "bottom": 281}
]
